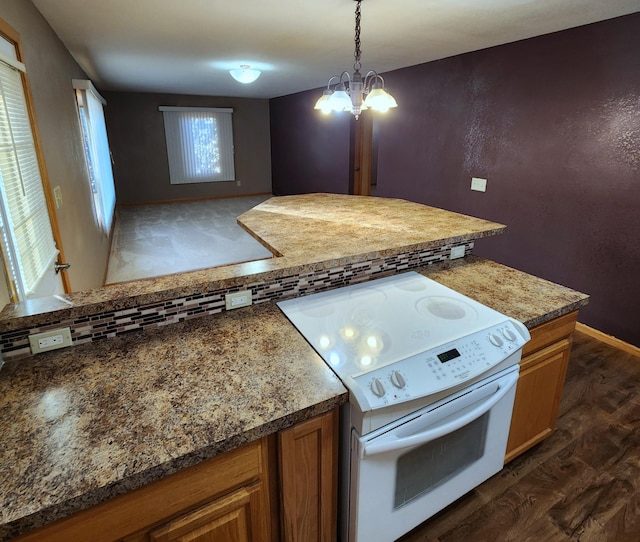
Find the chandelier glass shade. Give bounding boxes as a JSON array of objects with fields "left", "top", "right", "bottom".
[{"left": 314, "top": 0, "right": 397, "bottom": 119}]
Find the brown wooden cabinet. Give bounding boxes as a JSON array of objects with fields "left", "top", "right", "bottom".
[
  {"left": 15, "top": 409, "right": 339, "bottom": 542},
  {"left": 278, "top": 408, "right": 338, "bottom": 542},
  {"left": 144, "top": 483, "right": 267, "bottom": 542},
  {"left": 505, "top": 311, "right": 578, "bottom": 463},
  {"left": 16, "top": 436, "right": 273, "bottom": 542}
]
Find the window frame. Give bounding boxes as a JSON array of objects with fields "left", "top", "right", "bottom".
[
  {"left": 159, "top": 106, "right": 236, "bottom": 185},
  {"left": 73, "top": 79, "right": 116, "bottom": 235},
  {"left": 0, "top": 18, "right": 70, "bottom": 300}
]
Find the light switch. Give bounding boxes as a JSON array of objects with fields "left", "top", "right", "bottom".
[
  {"left": 471, "top": 177, "right": 487, "bottom": 192},
  {"left": 53, "top": 186, "right": 63, "bottom": 208}
]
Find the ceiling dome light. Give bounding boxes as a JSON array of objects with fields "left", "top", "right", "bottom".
[{"left": 229, "top": 65, "right": 261, "bottom": 84}]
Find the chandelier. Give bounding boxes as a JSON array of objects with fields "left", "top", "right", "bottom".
[{"left": 314, "top": 0, "right": 397, "bottom": 119}]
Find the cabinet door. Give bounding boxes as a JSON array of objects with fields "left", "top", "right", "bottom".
[
  {"left": 505, "top": 338, "right": 572, "bottom": 463},
  {"left": 278, "top": 409, "right": 338, "bottom": 542},
  {"left": 148, "top": 483, "right": 267, "bottom": 542}
]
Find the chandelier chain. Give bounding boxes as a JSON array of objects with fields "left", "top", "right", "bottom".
[{"left": 353, "top": 0, "right": 362, "bottom": 72}]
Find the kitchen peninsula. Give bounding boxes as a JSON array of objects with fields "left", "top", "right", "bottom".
[
  {"left": 0, "top": 195, "right": 589, "bottom": 541},
  {"left": 0, "top": 194, "right": 507, "bottom": 337}
]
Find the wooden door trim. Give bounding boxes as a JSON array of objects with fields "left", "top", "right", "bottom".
[
  {"left": 0, "top": 18, "right": 71, "bottom": 294},
  {"left": 352, "top": 114, "right": 373, "bottom": 196}
]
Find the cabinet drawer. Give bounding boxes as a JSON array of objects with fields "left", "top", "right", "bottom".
[
  {"left": 522, "top": 310, "right": 578, "bottom": 357},
  {"left": 16, "top": 439, "right": 268, "bottom": 542},
  {"left": 520, "top": 338, "right": 571, "bottom": 373},
  {"left": 148, "top": 482, "right": 268, "bottom": 542}
]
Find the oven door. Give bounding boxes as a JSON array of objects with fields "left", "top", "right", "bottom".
[{"left": 347, "top": 366, "right": 519, "bottom": 542}]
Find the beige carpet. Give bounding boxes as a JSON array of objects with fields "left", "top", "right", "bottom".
[{"left": 105, "top": 195, "right": 273, "bottom": 284}]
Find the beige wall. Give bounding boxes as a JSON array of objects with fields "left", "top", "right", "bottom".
[
  {"left": 0, "top": 0, "right": 110, "bottom": 293},
  {"left": 104, "top": 91, "right": 272, "bottom": 204},
  {"left": 1, "top": 0, "right": 272, "bottom": 300}
]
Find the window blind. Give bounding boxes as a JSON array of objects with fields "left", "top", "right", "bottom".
[
  {"left": 73, "top": 79, "right": 116, "bottom": 234},
  {"left": 160, "top": 107, "right": 235, "bottom": 184},
  {"left": 0, "top": 57, "right": 58, "bottom": 298}
]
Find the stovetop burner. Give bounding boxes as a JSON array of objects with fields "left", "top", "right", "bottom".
[
  {"left": 278, "top": 272, "right": 530, "bottom": 422},
  {"left": 279, "top": 272, "right": 512, "bottom": 378}
]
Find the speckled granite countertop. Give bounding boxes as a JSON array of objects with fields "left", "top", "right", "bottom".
[
  {"left": 0, "top": 255, "right": 588, "bottom": 540},
  {"left": 237, "top": 193, "right": 505, "bottom": 261},
  {"left": 0, "top": 302, "right": 348, "bottom": 540},
  {"left": 0, "top": 194, "right": 506, "bottom": 331},
  {"left": 421, "top": 256, "right": 589, "bottom": 328}
]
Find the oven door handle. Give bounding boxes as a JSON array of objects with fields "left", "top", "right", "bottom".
[{"left": 360, "top": 371, "right": 519, "bottom": 458}]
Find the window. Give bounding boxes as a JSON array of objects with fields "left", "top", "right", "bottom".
[
  {"left": 73, "top": 79, "right": 116, "bottom": 234},
  {"left": 159, "top": 107, "right": 235, "bottom": 184},
  {"left": 0, "top": 35, "right": 58, "bottom": 300}
]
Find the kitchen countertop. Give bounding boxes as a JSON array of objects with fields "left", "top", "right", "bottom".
[
  {"left": 236, "top": 193, "right": 506, "bottom": 261},
  {"left": 422, "top": 256, "right": 589, "bottom": 329},
  {"left": 0, "top": 194, "right": 506, "bottom": 331},
  {"left": 0, "top": 255, "right": 588, "bottom": 540},
  {"left": 0, "top": 302, "right": 348, "bottom": 540}
]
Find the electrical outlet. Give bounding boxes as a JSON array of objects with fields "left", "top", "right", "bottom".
[
  {"left": 450, "top": 246, "right": 465, "bottom": 259},
  {"left": 471, "top": 177, "right": 487, "bottom": 192},
  {"left": 225, "top": 290, "right": 252, "bottom": 310},
  {"left": 29, "top": 327, "right": 73, "bottom": 354}
]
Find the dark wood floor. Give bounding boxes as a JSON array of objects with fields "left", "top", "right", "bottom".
[{"left": 398, "top": 331, "right": 640, "bottom": 542}]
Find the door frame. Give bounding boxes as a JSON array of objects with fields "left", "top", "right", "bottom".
[{"left": 352, "top": 113, "right": 373, "bottom": 196}]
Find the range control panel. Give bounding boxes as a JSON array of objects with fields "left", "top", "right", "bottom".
[{"left": 352, "top": 320, "right": 528, "bottom": 411}]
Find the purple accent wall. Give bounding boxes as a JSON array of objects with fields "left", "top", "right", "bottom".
[
  {"left": 268, "top": 14, "right": 640, "bottom": 347},
  {"left": 270, "top": 88, "right": 351, "bottom": 195},
  {"left": 375, "top": 14, "right": 639, "bottom": 346}
]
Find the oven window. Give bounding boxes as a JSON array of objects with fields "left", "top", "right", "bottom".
[{"left": 394, "top": 413, "right": 489, "bottom": 509}]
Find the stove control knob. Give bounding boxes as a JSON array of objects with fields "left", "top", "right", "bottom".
[
  {"left": 489, "top": 333, "right": 504, "bottom": 347},
  {"left": 390, "top": 370, "right": 406, "bottom": 389},
  {"left": 370, "top": 378, "right": 386, "bottom": 398},
  {"left": 502, "top": 327, "right": 517, "bottom": 342}
]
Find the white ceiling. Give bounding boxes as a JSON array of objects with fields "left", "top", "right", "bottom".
[{"left": 32, "top": 0, "right": 639, "bottom": 99}]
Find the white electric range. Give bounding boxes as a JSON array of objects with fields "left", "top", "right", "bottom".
[
  {"left": 278, "top": 271, "right": 529, "bottom": 433},
  {"left": 278, "top": 271, "right": 530, "bottom": 542}
]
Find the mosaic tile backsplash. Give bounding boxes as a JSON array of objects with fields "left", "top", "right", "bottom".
[{"left": 0, "top": 242, "right": 473, "bottom": 360}]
